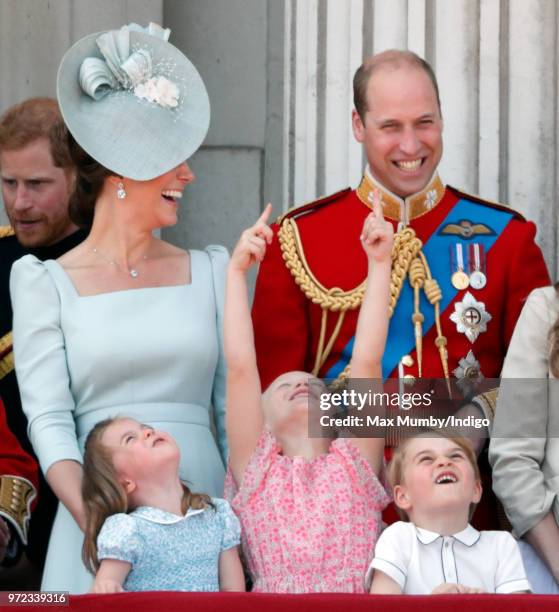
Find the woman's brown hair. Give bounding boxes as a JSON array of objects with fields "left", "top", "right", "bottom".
[
  {"left": 81, "top": 417, "right": 214, "bottom": 574},
  {"left": 67, "top": 134, "right": 112, "bottom": 229}
]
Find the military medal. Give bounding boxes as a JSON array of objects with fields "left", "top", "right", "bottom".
[
  {"left": 452, "top": 270, "right": 469, "bottom": 290},
  {"left": 450, "top": 292, "right": 492, "bottom": 343},
  {"left": 450, "top": 243, "right": 470, "bottom": 290},
  {"left": 469, "top": 270, "right": 486, "bottom": 290},
  {"left": 469, "top": 243, "right": 487, "bottom": 290}
]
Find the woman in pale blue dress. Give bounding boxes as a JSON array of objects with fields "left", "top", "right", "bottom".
[{"left": 10, "top": 23, "right": 227, "bottom": 593}]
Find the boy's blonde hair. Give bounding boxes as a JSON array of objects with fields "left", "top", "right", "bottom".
[{"left": 388, "top": 429, "right": 481, "bottom": 521}]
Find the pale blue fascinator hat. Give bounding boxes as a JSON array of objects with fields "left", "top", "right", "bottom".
[{"left": 56, "top": 23, "right": 210, "bottom": 180}]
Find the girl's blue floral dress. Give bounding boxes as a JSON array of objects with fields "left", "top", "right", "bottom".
[{"left": 97, "top": 497, "right": 240, "bottom": 591}]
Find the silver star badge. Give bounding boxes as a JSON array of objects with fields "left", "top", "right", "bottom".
[
  {"left": 450, "top": 291, "right": 492, "bottom": 343},
  {"left": 453, "top": 350, "right": 484, "bottom": 398}
]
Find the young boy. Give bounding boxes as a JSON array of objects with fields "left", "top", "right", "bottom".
[{"left": 367, "top": 432, "right": 531, "bottom": 594}]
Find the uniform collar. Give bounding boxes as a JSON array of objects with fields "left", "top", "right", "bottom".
[
  {"left": 28, "top": 228, "right": 88, "bottom": 262},
  {"left": 132, "top": 505, "right": 206, "bottom": 525},
  {"left": 356, "top": 167, "right": 445, "bottom": 225},
  {"left": 415, "top": 523, "right": 480, "bottom": 547}
]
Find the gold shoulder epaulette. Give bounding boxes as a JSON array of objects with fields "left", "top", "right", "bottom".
[
  {"left": 0, "top": 226, "right": 15, "bottom": 239},
  {"left": 447, "top": 185, "right": 526, "bottom": 221},
  {"left": 276, "top": 188, "right": 351, "bottom": 225}
]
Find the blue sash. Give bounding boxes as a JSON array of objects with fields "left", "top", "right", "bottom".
[{"left": 325, "top": 198, "right": 513, "bottom": 379}]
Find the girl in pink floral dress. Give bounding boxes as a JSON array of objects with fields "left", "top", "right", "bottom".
[{"left": 224, "top": 195, "right": 392, "bottom": 593}]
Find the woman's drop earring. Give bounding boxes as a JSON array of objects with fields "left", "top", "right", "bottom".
[{"left": 116, "top": 182, "right": 127, "bottom": 200}]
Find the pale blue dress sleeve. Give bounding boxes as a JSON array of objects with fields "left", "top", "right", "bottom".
[
  {"left": 205, "top": 246, "right": 229, "bottom": 464},
  {"left": 97, "top": 514, "right": 144, "bottom": 566},
  {"left": 212, "top": 498, "right": 241, "bottom": 551},
  {"left": 10, "top": 255, "right": 82, "bottom": 475}
]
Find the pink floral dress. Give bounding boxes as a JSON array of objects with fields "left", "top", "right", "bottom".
[{"left": 225, "top": 430, "right": 390, "bottom": 593}]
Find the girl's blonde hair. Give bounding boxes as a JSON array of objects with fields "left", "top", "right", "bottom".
[
  {"left": 81, "top": 417, "right": 213, "bottom": 573},
  {"left": 388, "top": 429, "right": 480, "bottom": 521}
]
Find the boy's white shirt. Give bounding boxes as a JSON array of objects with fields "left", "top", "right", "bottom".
[{"left": 366, "top": 521, "right": 531, "bottom": 594}]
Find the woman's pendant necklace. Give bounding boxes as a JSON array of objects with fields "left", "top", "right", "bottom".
[{"left": 92, "top": 248, "right": 147, "bottom": 279}]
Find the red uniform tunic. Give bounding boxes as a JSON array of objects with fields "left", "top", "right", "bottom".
[{"left": 252, "top": 172, "right": 550, "bottom": 529}]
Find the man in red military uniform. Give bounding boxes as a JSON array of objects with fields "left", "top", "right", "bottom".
[
  {"left": 0, "top": 398, "right": 38, "bottom": 567},
  {"left": 252, "top": 50, "right": 550, "bottom": 528}
]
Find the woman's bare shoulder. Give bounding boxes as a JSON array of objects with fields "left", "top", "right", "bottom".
[
  {"left": 56, "top": 243, "right": 92, "bottom": 269},
  {"left": 155, "top": 239, "right": 188, "bottom": 259}
]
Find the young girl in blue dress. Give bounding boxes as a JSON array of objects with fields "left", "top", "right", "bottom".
[{"left": 81, "top": 417, "right": 244, "bottom": 593}]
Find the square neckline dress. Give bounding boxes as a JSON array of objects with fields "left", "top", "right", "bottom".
[{"left": 10, "top": 246, "right": 228, "bottom": 593}]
